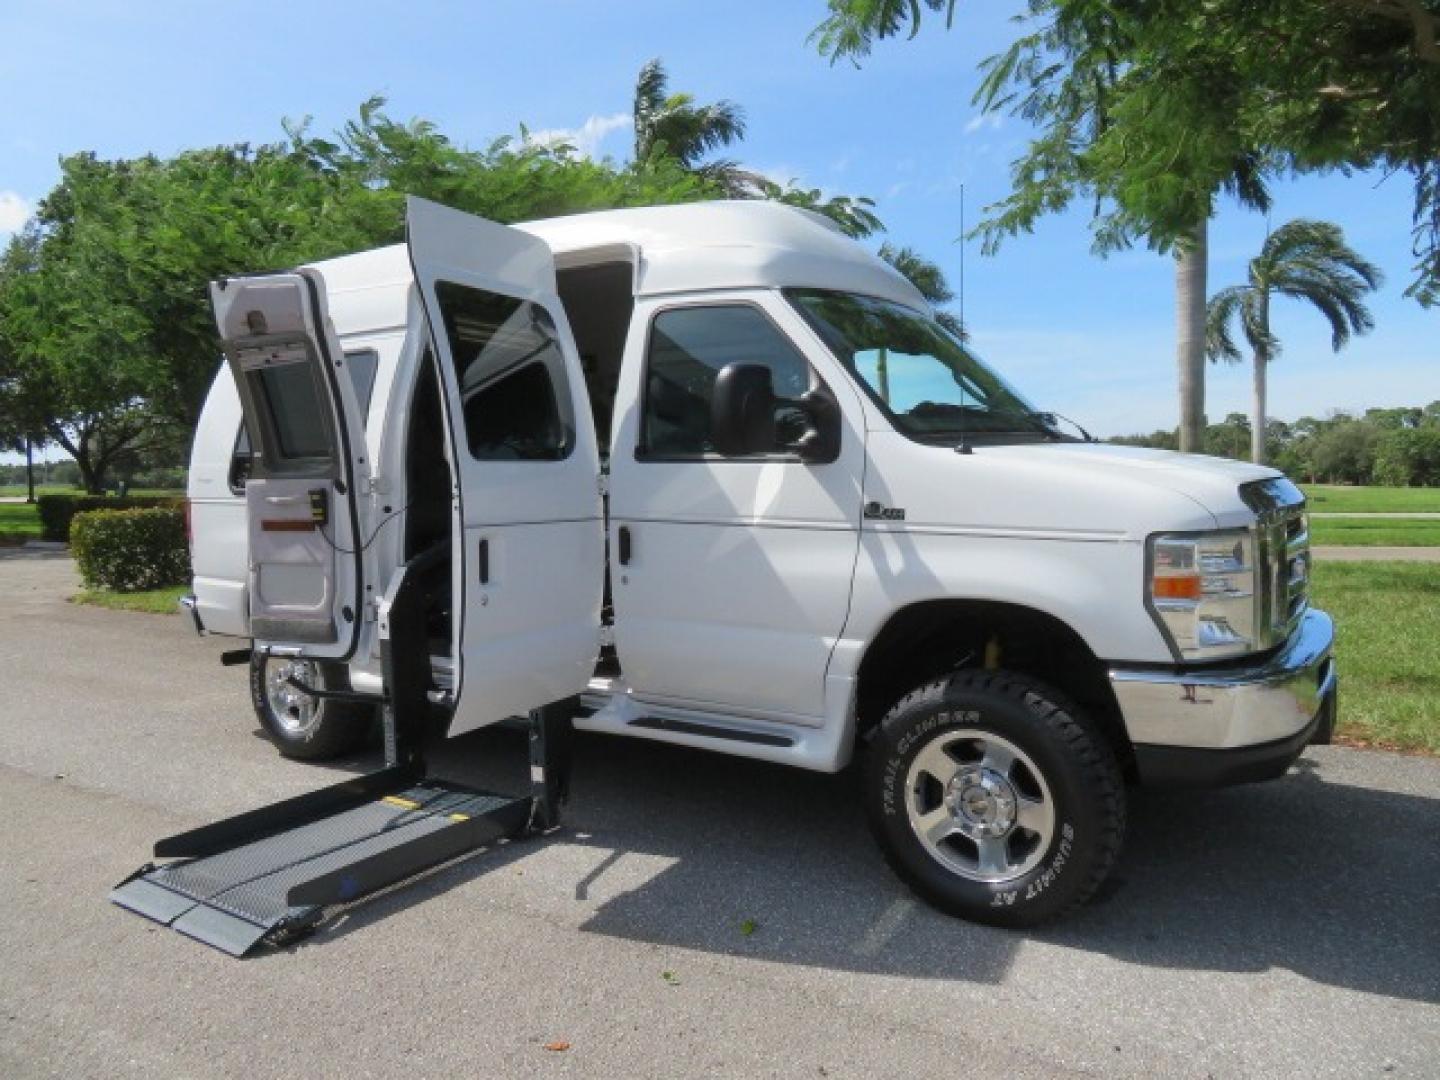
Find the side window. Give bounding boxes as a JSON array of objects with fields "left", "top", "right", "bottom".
[
  {"left": 342, "top": 348, "right": 379, "bottom": 418},
  {"left": 229, "top": 422, "right": 253, "bottom": 494},
  {"left": 641, "top": 305, "right": 813, "bottom": 458},
  {"left": 434, "top": 281, "right": 574, "bottom": 461}
]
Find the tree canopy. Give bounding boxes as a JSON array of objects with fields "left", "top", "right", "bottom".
[
  {"left": 0, "top": 80, "right": 929, "bottom": 491},
  {"left": 813, "top": 0, "right": 1440, "bottom": 303}
]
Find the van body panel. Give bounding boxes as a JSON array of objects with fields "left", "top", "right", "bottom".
[
  {"left": 405, "top": 197, "right": 605, "bottom": 734},
  {"left": 605, "top": 290, "right": 869, "bottom": 720},
  {"left": 187, "top": 366, "right": 251, "bottom": 637}
]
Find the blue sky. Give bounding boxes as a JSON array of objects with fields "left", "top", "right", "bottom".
[{"left": 1, "top": 0, "right": 1435, "bottom": 447}]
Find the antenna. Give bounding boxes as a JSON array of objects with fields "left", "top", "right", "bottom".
[{"left": 959, "top": 183, "right": 965, "bottom": 343}]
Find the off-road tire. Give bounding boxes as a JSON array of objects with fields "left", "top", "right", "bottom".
[{"left": 865, "top": 668, "right": 1126, "bottom": 928}]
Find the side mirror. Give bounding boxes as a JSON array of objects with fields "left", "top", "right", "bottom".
[
  {"left": 793, "top": 387, "right": 841, "bottom": 464},
  {"left": 711, "top": 363, "right": 777, "bottom": 456}
]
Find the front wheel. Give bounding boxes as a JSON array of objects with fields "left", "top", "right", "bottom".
[
  {"left": 865, "top": 669, "right": 1126, "bottom": 928},
  {"left": 249, "top": 655, "right": 374, "bottom": 761}
]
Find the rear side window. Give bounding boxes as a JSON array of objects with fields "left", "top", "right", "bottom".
[
  {"left": 433, "top": 282, "right": 574, "bottom": 461},
  {"left": 640, "top": 305, "right": 812, "bottom": 458},
  {"left": 342, "top": 348, "right": 380, "bottom": 418}
]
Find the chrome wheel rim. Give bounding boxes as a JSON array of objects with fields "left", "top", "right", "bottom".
[
  {"left": 905, "top": 728, "right": 1055, "bottom": 883},
  {"left": 264, "top": 659, "right": 321, "bottom": 736}
]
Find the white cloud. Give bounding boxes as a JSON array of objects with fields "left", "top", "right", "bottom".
[
  {"left": 527, "top": 113, "right": 632, "bottom": 160},
  {"left": 0, "top": 190, "right": 33, "bottom": 236},
  {"left": 963, "top": 114, "right": 1004, "bottom": 135}
]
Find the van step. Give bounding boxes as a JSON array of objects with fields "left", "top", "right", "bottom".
[{"left": 110, "top": 770, "right": 529, "bottom": 957}]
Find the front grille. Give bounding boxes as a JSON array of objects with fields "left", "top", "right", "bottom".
[{"left": 1241, "top": 478, "right": 1309, "bottom": 650}]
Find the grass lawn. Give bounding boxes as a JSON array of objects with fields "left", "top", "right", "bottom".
[
  {"left": 1309, "top": 517, "right": 1440, "bottom": 547},
  {"left": 1302, "top": 484, "right": 1440, "bottom": 513},
  {"left": 0, "top": 485, "right": 184, "bottom": 498},
  {"left": 72, "top": 586, "right": 188, "bottom": 615},
  {"left": 1310, "top": 561, "right": 1440, "bottom": 755},
  {"left": 0, "top": 502, "right": 42, "bottom": 544}
]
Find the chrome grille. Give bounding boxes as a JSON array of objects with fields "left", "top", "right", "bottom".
[{"left": 1241, "top": 479, "right": 1309, "bottom": 651}]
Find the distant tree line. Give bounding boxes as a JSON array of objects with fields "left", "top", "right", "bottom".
[{"left": 1112, "top": 404, "right": 1440, "bottom": 486}]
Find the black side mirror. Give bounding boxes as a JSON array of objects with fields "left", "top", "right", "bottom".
[
  {"left": 793, "top": 387, "right": 841, "bottom": 464},
  {"left": 711, "top": 363, "right": 777, "bottom": 456}
]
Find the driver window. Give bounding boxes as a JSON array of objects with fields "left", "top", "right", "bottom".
[{"left": 640, "top": 304, "right": 813, "bottom": 459}]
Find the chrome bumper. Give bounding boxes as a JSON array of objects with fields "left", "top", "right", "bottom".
[{"left": 1110, "top": 608, "right": 1336, "bottom": 752}]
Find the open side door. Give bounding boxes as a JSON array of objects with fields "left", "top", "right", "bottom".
[
  {"left": 211, "top": 271, "right": 371, "bottom": 660},
  {"left": 405, "top": 196, "right": 604, "bottom": 734}
]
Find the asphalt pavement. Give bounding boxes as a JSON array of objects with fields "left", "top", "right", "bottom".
[{"left": 1, "top": 552, "right": 1437, "bottom": 1078}]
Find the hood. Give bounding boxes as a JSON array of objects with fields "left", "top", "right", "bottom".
[
  {"left": 987, "top": 443, "right": 1278, "bottom": 525},
  {"left": 863, "top": 435, "right": 1280, "bottom": 539}
]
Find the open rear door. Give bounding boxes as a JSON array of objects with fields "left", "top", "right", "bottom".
[
  {"left": 406, "top": 196, "right": 604, "bottom": 734},
  {"left": 211, "top": 271, "right": 371, "bottom": 660}
]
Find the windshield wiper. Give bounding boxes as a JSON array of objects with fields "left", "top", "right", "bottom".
[{"left": 907, "top": 401, "right": 1060, "bottom": 440}]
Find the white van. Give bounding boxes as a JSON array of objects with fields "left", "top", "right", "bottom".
[{"left": 179, "top": 197, "right": 1335, "bottom": 927}]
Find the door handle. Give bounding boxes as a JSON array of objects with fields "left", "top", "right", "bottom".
[
  {"left": 618, "top": 525, "right": 632, "bottom": 566},
  {"left": 478, "top": 537, "right": 490, "bottom": 584}
]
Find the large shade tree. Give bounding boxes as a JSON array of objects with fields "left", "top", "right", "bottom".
[
  {"left": 1206, "top": 219, "right": 1381, "bottom": 465},
  {"left": 812, "top": 0, "right": 1439, "bottom": 449}
]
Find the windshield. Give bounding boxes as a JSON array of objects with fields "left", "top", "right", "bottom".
[{"left": 785, "top": 289, "right": 1052, "bottom": 440}]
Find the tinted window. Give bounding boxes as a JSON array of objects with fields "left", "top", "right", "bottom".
[
  {"left": 434, "top": 282, "right": 573, "bottom": 461},
  {"left": 343, "top": 348, "right": 380, "bottom": 418},
  {"left": 641, "top": 305, "right": 812, "bottom": 458},
  {"left": 229, "top": 422, "right": 253, "bottom": 493},
  {"left": 255, "top": 360, "right": 332, "bottom": 460}
]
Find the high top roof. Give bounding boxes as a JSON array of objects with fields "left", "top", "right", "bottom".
[
  {"left": 309, "top": 200, "right": 927, "bottom": 333},
  {"left": 518, "top": 200, "right": 924, "bottom": 307}
]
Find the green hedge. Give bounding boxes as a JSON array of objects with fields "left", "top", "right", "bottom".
[
  {"left": 35, "top": 494, "right": 179, "bottom": 542},
  {"left": 70, "top": 508, "right": 190, "bottom": 592}
]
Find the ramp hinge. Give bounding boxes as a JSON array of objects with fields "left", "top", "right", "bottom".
[{"left": 366, "top": 475, "right": 388, "bottom": 496}]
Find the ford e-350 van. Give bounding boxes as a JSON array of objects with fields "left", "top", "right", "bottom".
[{"left": 180, "top": 197, "right": 1335, "bottom": 927}]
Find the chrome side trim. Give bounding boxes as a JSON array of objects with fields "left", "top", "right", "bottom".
[{"left": 1110, "top": 609, "right": 1335, "bottom": 749}]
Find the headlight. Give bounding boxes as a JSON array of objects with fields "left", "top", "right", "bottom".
[{"left": 1147, "top": 529, "right": 1256, "bottom": 661}]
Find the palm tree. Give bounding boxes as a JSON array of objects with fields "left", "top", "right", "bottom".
[
  {"left": 633, "top": 59, "right": 747, "bottom": 193},
  {"left": 1206, "top": 219, "right": 1382, "bottom": 465},
  {"left": 879, "top": 243, "right": 967, "bottom": 341}
]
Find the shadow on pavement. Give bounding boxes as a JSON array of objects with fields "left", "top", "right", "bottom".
[{"left": 290, "top": 726, "right": 1440, "bottom": 1005}]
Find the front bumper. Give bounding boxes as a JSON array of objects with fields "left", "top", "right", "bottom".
[{"left": 1110, "top": 608, "right": 1337, "bottom": 787}]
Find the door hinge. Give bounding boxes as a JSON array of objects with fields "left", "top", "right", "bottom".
[
  {"left": 365, "top": 475, "right": 389, "bottom": 496},
  {"left": 597, "top": 472, "right": 609, "bottom": 497},
  {"left": 598, "top": 625, "right": 616, "bottom": 647}
]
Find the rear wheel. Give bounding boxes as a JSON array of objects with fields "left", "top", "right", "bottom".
[
  {"left": 865, "top": 669, "right": 1125, "bottom": 928},
  {"left": 249, "top": 655, "right": 373, "bottom": 761}
]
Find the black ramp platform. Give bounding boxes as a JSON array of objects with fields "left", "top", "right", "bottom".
[{"left": 111, "top": 777, "right": 530, "bottom": 956}]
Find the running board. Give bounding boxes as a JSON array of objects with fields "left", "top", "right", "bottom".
[
  {"left": 627, "top": 715, "right": 795, "bottom": 747},
  {"left": 110, "top": 770, "right": 530, "bottom": 957}
]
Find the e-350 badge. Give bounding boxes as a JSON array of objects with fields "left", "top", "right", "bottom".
[{"left": 863, "top": 501, "right": 906, "bottom": 521}]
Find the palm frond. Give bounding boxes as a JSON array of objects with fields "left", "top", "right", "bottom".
[{"left": 1205, "top": 284, "right": 1248, "bottom": 363}]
